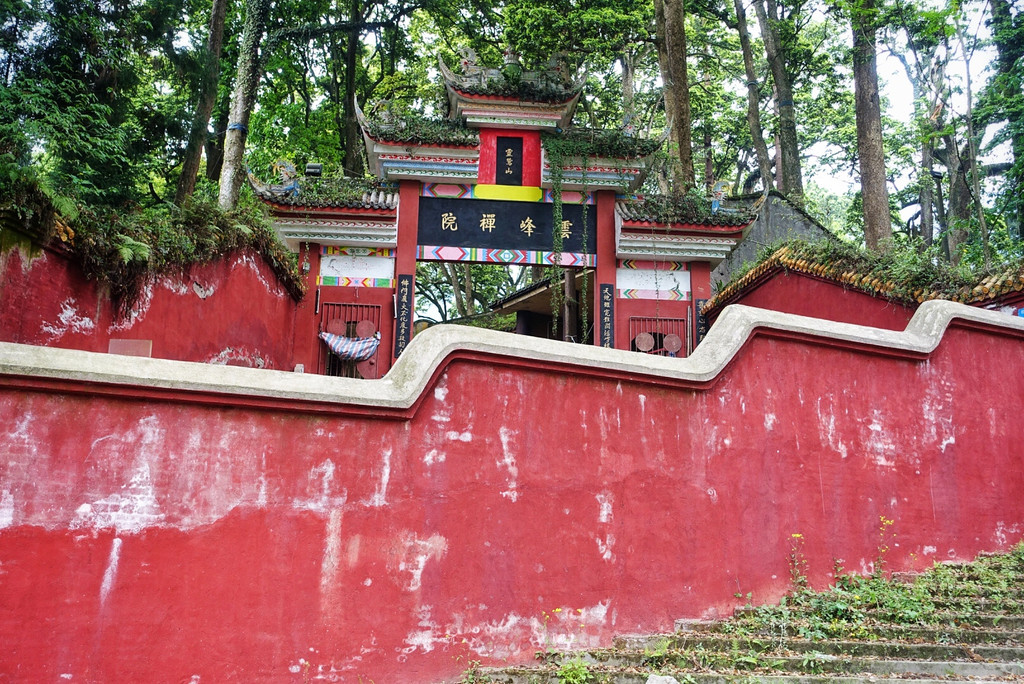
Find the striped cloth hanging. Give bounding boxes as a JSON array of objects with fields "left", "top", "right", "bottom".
[{"left": 319, "top": 331, "right": 381, "bottom": 362}]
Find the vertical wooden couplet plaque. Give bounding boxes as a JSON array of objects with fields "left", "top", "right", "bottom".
[
  {"left": 496, "top": 136, "right": 523, "bottom": 186},
  {"left": 394, "top": 274, "right": 414, "bottom": 357},
  {"left": 599, "top": 283, "right": 614, "bottom": 347},
  {"left": 694, "top": 298, "right": 709, "bottom": 346}
]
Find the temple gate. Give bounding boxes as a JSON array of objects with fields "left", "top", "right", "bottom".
[{"left": 253, "top": 54, "right": 757, "bottom": 377}]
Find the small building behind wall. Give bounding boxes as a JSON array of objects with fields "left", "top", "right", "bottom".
[
  {"left": 702, "top": 239, "right": 1024, "bottom": 331},
  {"left": 255, "top": 53, "right": 758, "bottom": 369},
  {"left": 711, "top": 190, "right": 832, "bottom": 287}
]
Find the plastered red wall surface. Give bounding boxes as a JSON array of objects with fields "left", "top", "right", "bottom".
[
  {"left": 1, "top": 310, "right": 1023, "bottom": 683},
  {"left": 711, "top": 270, "right": 918, "bottom": 331},
  {"left": 0, "top": 245, "right": 297, "bottom": 368}
]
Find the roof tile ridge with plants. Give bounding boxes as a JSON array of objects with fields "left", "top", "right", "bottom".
[
  {"left": 253, "top": 177, "right": 399, "bottom": 211},
  {"left": 446, "top": 80, "right": 582, "bottom": 104},
  {"left": 361, "top": 115, "right": 480, "bottom": 148},
  {"left": 541, "top": 128, "right": 665, "bottom": 161},
  {"left": 701, "top": 239, "right": 1018, "bottom": 316},
  {"left": 617, "top": 193, "right": 758, "bottom": 228}
]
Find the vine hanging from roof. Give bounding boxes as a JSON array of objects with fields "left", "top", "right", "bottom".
[{"left": 541, "top": 131, "right": 621, "bottom": 342}]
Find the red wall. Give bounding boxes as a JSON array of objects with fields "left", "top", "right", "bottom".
[
  {"left": 0, "top": 245, "right": 298, "bottom": 368},
  {"left": 478, "top": 129, "right": 542, "bottom": 186},
  {"left": 2, "top": 306, "right": 1023, "bottom": 683},
  {"left": 712, "top": 270, "right": 917, "bottom": 331}
]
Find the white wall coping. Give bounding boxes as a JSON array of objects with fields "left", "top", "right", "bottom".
[{"left": 2, "top": 301, "right": 1022, "bottom": 411}]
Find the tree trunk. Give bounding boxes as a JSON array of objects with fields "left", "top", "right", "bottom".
[
  {"left": 988, "top": 0, "right": 1023, "bottom": 236},
  {"left": 341, "top": 0, "right": 364, "bottom": 177},
  {"left": 174, "top": 0, "right": 228, "bottom": 205},
  {"left": 944, "top": 131, "right": 972, "bottom": 265},
  {"left": 704, "top": 125, "right": 714, "bottom": 193},
  {"left": 852, "top": 0, "right": 891, "bottom": 251},
  {"left": 733, "top": 0, "right": 773, "bottom": 192},
  {"left": 753, "top": 0, "right": 803, "bottom": 202},
  {"left": 955, "top": 13, "right": 991, "bottom": 268},
  {"left": 920, "top": 139, "right": 935, "bottom": 246},
  {"left": 217, "top": 0, "right": 271, "bottom": 211},
  {"left": 205, "top": 104, "right": 228, "bottom": 181},
  {"left": 655, "top": 0, "right": 695, "bottom": 192},
  {"left": 621, "top": 50, "right": 636, "bottom": 128}
]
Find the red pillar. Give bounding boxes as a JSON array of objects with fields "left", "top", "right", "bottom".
[
  {"left": 291, "top": 242, "right": 322, "bottom": 372},
  {"left": 394, "top": 180, "right": 421, "bottom": 362},
  {"left": 689, "top": 261, "right": 712, "bottom": 352},
  {"left": 594, "top": 190, "right": 617, "bottom": 347}
]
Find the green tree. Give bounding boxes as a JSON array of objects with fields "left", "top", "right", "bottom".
[{"left": 850, "top": 0, "right": 893, "bottom": 250}]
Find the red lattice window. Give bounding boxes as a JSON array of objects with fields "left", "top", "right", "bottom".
[
  {"left": 628, "top": 316, "right": 689, "bottom": 357},
  {"left": 318, "top": 302, "right": 383, "bottom": 377}
]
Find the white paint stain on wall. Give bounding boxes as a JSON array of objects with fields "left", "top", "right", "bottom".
[
  {"left": 431, "top": 379, "right": 452, "bottom": 424},
  {"left": 764, "top": 413, "right": 777, "bottom": 431},
  {"left": 99, "top": 537, "right": 123, "bottom": 607},
  {"left": 0, "top": 489, "right": 14, "bottom": 529},
  {"left": 73, "top": 462, "right": 165, "bottom": 533},
  {"left": 866, "top": 410, "right": 897, "bottom": 467},
  {"left": 319, "top": 509, "right": 344, "bottom": 617},
  {"left": 205, "top": 347, "right": 269, "bottom": 368},
  {"left": 366, "top": 448, "right": 391, "bottom": 507},
  {"left": 293, "top": 459, "right": 347, "bottom": 513},
  {"left": 402, "top": 605, "right": 442, "bottom": 654},
  {"left": 445, "top": 431, "right": 472, "bottom": 442},
  {"left": 256, "top": 451, "right": 268, "bottom": 506},
  {"left": 423, "top": 449, "right": 445, "bottom": 466},
  {"left": 816, "top": 396, "right": 848, "bottom": 459},
  {"left": 233, "top": 253, "right": 287, "bottom": 297},
  {"left": 595, "top": 534, "right": 616, "bottom": 561},
  {"left": 994, "top": 521, "right": 1022, "bottom": 547},
  {"left": 395, "top": 533, "right": 447, "bottom": 592},
  {"left": 596, "top": 492, "right": 614, "bottom": 523},
  {"left": 160, "top": 276, "right": 190, "bottom": 295},
  {"left": 497, "top": 427, "right": 519, "bottom": 502},
  {"left": 39, "top": 298, "right": 96, "bottom": 341},
  {"left": 921, "top": 387, "right": 957, "bottom": 454}
]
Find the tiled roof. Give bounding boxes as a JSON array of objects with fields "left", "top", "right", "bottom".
[
  {"left": 362, "top": 119, "right": 481, "bottom": 148},
  {"left": 251, "top": 181, "right": 399, "bottom": 212},
  {"left": 702, "top": 241, "right": 1024, "bottom": 316},
  {"left": 617, "top": 194, "right": 757, "bottom": 228}
]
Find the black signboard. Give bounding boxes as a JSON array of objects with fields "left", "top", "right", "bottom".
[
  {"left": 599, "top": 283, "right": 615, "bottom": 348},
  {"left": 496, "top": 136, "right": 523, "bottom": 186},
  {"left": 417, "top": 196, "right": 596, "bottom": 255},
  {"left": 695, "top": 298, "right": 709, "bottom": 346},
  {"left": 395, "top": 274, "right": 414, "bottom": 357}
]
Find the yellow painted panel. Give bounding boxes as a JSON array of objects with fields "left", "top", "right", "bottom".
[{"left": 473, "top": 184, "right": 543, "bottom": 202}]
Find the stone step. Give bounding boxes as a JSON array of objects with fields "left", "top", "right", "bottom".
[
  {"left": 475, "top": 667, "right": 1024, "bottom": 683},
  {"left": 616, "top": 633, "right": 1024, "bottom": 662},
  {"left": 929, "top": 596, "right": 1024, "bottom": 612},
  {"left": 728, "top": 607, "right": 1024, "bottom": 629},
  {"left": 541, "top": 646, "right": 1024, "bottom": 678}
]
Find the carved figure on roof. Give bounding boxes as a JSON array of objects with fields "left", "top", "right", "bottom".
[
  {"left": 247, "top": 160, "right": 300, "bottom": 198},
  {"left": 459, "top": 47, "right": 483, "bottom": 77},
  {"left": 545, "top": 52, "right": 575, "bottom": 84}
]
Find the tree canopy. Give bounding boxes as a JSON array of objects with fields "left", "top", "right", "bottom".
[{"left": 2, "top": 0, "right": 1022, "bottom": 307}]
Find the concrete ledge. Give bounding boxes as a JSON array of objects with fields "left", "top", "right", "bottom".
[{"left": 1, "top": 300, "right": 1021, "bottom": 411}]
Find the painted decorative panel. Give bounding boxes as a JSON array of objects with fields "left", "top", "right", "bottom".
[
  {"left": 318, "top": 254, "right": 395, "bottom": 287},
  {"left": 615, "top": 266, "right": 691, "bottom": 300}
]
